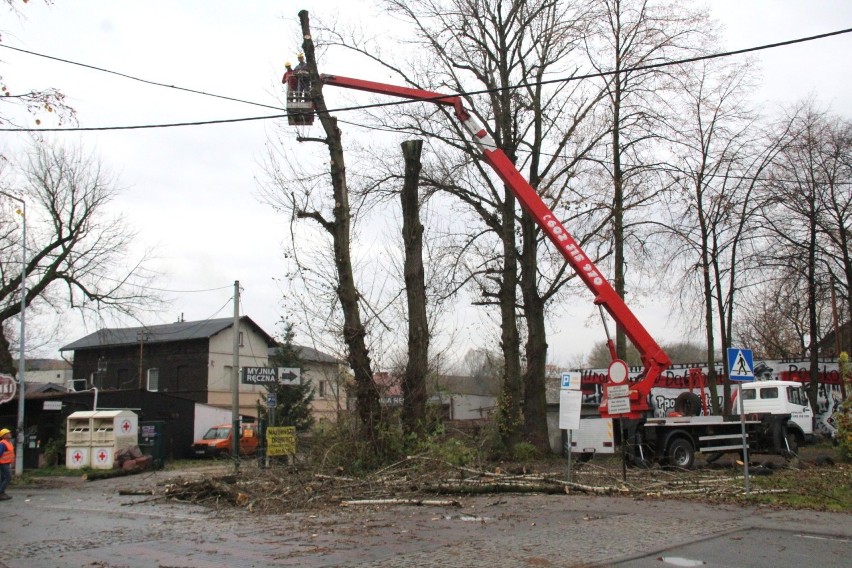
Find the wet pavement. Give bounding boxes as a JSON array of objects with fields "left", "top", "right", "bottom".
[{"left": 0, "top": 466, "right": 849, "bottom": 567}]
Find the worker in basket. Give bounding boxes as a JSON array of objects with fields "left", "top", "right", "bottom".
[
  {"left": 294, "top": 52, "right": 309, "bottom": 91},
  {"left": 283, "top": 53, "right": 313, "bottom": 126},
  {"left": 282, "top": 61, "right": 294, "bottom": 86}
]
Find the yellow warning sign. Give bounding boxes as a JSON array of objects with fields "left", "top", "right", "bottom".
[{"left": 266, "top": 426, "right": 296, "bottom": 456}]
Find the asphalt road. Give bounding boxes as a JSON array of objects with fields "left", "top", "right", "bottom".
[{"left": 0, "top": 467, "right": 848, "bottom": 568}]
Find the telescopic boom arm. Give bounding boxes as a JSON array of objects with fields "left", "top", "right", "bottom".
[{"left": 320, "top": 74, "right": 671, "bottom": 416}]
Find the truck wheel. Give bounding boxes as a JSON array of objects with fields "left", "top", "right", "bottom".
[
  {"left": 674, "top": 392, "right": 702, "bottom": 416},
  {"left": 666, "top": 438, "right": 695, "bottom": 469}
]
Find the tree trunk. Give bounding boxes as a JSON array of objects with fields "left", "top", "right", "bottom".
[
  {"left": 696, "top": 185, "right": 721, "bottom": 415},
  {"left": 399, "top": 140, "right": 428, "bottom": 434},
  {"left": 497, "top": 185, "right": 522, "bottom": 450},
  {"left": 299, "top": 10, "right": 381, "bottom": 444},
  {"left": 0, "top": 328, "right": 16, "bottom": 376},
  {"left": 520, "top": 213, "right": 549, "bottom": 452},
  {"left": 807, "top": 201, "right": 821, "bottom": 415}
]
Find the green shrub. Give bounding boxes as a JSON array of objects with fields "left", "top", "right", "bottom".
[
  {"left": 41, "top": 437, "right": 65, "bottom": 467},
  {"left": 511, "top": 441, "right": 539, "bottom": 462}
]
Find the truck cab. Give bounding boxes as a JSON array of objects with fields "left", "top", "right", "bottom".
[
  {"left": 739, "top": 380, "right": 814, "bottom": 446},
  {"left": 191, "top": 423, "right": 259, "bottom": 458}
]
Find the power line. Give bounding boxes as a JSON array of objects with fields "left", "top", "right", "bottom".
[
  {"left": 93, "top": 274, "right": 234, "bottom": 294},
  {"left": 1, "top": 26, "right": 851, "bottom": 133},
  {"left": 0, "top": 43, "right": 286, "bottom": 113},
  {"left": 334, "top": 118, "right": 852, "bottom": 187}
]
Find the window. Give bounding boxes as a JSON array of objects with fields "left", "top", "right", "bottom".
[
  {"left": 147, "top": 368, "right": 159, "bottom": 392},
  {"left": 787, "top": 386, "right": 807, "bottom": 406},
  {"left": 759, "top": 387, "right": 778, "bottom": 399},
  {"left": 741, "top": 389, "right": 756, "bottom": 400},
  {"left": 318, "top": 380, "right": 326, "bottom": 398},
  {"left": 239, "top": 332, "right": 245, "bottom": 347}
]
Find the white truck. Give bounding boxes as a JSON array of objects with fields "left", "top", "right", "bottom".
[
  {"left": 568, "top": 380, "right": 813, "bottom": 467},
  {"left": 740, "top": 380, "right": 814, "bottom": 449}
]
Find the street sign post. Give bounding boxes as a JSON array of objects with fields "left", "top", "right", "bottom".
[
  {"left": 559, "top": 372, "right": 582, "bottom": 482},
  {"left": 727, "top": 346, "right": 754, "bottom": 493}
]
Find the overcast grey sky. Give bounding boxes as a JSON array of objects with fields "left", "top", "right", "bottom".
[{"left": 2, "top": 1, "right": 851, "bottom": 365}]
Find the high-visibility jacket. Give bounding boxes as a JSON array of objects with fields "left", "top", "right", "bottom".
[{"left": 0, "top": 439, "right": 14, "bottom": 464}]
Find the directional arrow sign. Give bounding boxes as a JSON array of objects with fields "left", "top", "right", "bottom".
[{"left": 279, "top": 367, "right": 301, "bottom": 386}]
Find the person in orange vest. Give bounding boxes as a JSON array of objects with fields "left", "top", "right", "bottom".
[{"left": 0, "top": 428, "right": 13, "bottom": 500}]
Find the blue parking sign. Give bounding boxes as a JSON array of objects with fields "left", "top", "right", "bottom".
[{"left": 727, "top": 348, "right": 754, "bottom": 382}]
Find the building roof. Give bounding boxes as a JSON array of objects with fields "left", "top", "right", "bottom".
[
  {"left": 27, "top": 382, "right": 70, "bottom": 395},
  {"left": 268, "top": 344, "right": 344, "bottom": 365},
  {"left": 60, "top": 316, "right": 276, "bottom": 352},
  {"left": 26, "top": 358, "right": 72, "bottom": 371}
]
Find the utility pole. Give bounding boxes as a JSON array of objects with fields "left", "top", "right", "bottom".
[
  {"left": 137, "top": 330, "right": 149, "bottom": 389},
  {"left": 231, "top": 280, "right": 240, "bottom": 466}
]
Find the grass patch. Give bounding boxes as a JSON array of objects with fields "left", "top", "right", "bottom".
[{"left": 745, "top": 462, "right": 851, "bottom": 512}]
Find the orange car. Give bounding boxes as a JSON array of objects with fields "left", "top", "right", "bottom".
[{"left": 191, "top": 423, "right": 259, "bottom": 458}]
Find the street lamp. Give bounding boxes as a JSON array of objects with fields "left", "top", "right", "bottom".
[{"left": 0, "top": 191, "right": 26, "bottom": 476}]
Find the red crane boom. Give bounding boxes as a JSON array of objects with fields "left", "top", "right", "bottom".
[{"left": 319, "top": 74, "right": 671, "bottom": 418}]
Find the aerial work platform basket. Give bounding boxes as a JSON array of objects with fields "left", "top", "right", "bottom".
[{"left": 284, "top": 70, "right": 314, "bottom": 126}]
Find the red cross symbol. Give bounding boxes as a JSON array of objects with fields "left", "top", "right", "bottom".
[
  {"left": 73, "top": 451, "right": 82, "bottom": 462},
  {"left": 98, "top": 450, "right": 107, "bottom": 462},
  {"left": 121, "top": 420, "right": 131, "bottom": 433}
]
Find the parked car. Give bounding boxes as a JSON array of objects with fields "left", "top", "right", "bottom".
[{"left": 191, "top": 423, "right": 259, "bottom": 458}]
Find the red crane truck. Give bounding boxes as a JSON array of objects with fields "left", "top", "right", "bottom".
[{"left": 285, "top": 70, "right": 798, "bottom": 468}]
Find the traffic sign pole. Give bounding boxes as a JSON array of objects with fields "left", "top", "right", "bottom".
[
  {"left": 727, "top": 347, "right": 755, "bottom": 494},
  {"left": 739, "top": 384, "right": 750, "bottom": 493}
]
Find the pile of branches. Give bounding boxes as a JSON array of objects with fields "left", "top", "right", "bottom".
[{"left": 144, "top": 455, "right": 779, "bottom": 514}]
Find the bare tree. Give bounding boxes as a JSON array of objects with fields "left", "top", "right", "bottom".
[
  {"left": 734, "top": 274, "right": 812, "bottom": 359},
  {"left": 0, "top": 139, "right": 158, "bottom": 373},
  {"left": 584, "top": 0, "right": 712, "bottom": 360},
  {"left": 761, "top": 103, "right": 844, "bottom": 413},
  {"left": 813, "top": 117, "right": 852, "bottom": 355},
  {"left": 259, "top": 11, "right": 383, "bottom": 447},
  {"left": 662, "top": 55, "right": 786, "bottom": 414}
]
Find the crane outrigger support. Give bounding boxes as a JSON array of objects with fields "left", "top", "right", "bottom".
[{"left": 317, "top": 73, "right": 672, "bottom": 418}]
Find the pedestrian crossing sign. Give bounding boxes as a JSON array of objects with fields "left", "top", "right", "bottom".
[{"left": 727, "top": 347, "right": 755, "bottom": 382}]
